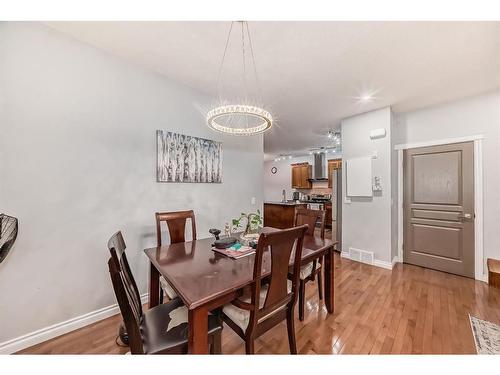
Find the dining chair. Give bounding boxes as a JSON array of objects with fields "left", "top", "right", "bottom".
[
  {"left": 293, "top": 208, "right": 325, "bottom": 321},
  {"left": 155, "top": 210, "right": 197, "bottom": 303},
  {"left": 221, "top": 225, "right": 308, "bottom": 354},
  {"left": 107, "top": 231, "right": 222, "bottom": 354}
]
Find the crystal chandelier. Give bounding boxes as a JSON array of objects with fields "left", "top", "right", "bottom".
[{"left": 207, "top": 21, "right": 273, "bottom": 136}]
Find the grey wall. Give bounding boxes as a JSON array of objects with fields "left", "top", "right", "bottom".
[
  {"left": 394, "top": 90, "right": 500, "bottom": 265},
  {"left": 341, "top": 107, "right": 393, "bottom": 264},
  {"left": 0, "top": 23, "right": 264, "bottom": 345}
]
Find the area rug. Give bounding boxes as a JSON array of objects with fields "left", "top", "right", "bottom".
[{"left": 469, "top": 314, "right": 500, "bottom": 354}]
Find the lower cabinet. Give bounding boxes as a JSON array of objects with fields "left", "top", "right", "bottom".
[{"left": 264, "top": 203, "right": 308, "bottom": 229}]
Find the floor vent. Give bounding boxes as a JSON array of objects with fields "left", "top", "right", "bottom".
[{"left": 349, "top": 247, "right": 374, "bottom": 265}]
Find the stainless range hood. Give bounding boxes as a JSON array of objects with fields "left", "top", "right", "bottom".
[{"left": 308, "top": 153, "right": 328, "bottom": 181}]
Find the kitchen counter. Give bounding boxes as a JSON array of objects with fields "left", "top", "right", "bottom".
[
  {"left": 264, "top": 201, "right": 306, "bottom": 206},
  {"left": 263, "top": 202, "right": 308, "bottom": 229}
]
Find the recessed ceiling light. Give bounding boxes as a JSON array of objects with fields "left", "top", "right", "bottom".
[{"left": 354, "top": 87, "right": 381, "bottom": 104}]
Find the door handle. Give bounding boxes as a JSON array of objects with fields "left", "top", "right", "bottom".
[{"left": 458, "top": 213, "right": 473, "bottom": 221}]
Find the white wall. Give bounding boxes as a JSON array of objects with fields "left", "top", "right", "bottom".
[
  {"left": 264, "top": 156, "right": 312, "bottom": 202},
  {"left": 263, "top": 153, "right": 342, "bottom": 202},
  {"left": 390, "top": 111, "right": 399, "bottom": 260},
  {"left": 341, "top": 107, "right": 393, "bottom": 264},
  {"left": 394, "top": 90, "right": 500, "bottom": 266},
  {"left": 0, "top": 23, "right": 263, "bottom": 347}
]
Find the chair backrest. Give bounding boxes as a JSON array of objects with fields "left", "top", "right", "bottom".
[
  {"left": 294, "top": 208, "right": 325, "bottom": 239},
  {"left": 107, "top": 231, "right": 144, "bottom": 354},
  {"left": 248, "top": 225, "right": 308, "bottom": 330},
  {"left": 155, "top": 210, "right": 197, "bottom": 246}
]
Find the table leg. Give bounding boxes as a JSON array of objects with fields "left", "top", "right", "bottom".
[
  {"left": 149, "top": 262, "right": 160, "bottom": 308},
  {"left": 188, "top": 306, "right": 209, "bottom": 354},
  {"left": 324, "top": 246, "right": 335, "bottom": 313}
]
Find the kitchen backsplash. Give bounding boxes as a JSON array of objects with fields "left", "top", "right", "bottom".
[
  {"left": 294, "top": 180, "right": 331, "bottom": 195},
  {"left": 296, "top": 187, "right": 332, "bottom": 195}
]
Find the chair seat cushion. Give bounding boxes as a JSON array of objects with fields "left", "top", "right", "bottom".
[
  {"left": 141, "top": 297, "right": 222, "bottom": 354},
  {"left": 222, "top": 280, "right": 292, "bottom": 331},
  {"left": 160, "top": 276, "right": 178, "bottom": 299},
  {"left": 300, "top": 261, "right": 321, "bottom": 280}
]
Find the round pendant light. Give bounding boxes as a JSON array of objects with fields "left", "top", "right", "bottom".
[
  {"left": 207, "top": 104, "right": 272, "bottom": 135},
  {"left": 207, "top": 21, "right": 273, "bottom": 136}
]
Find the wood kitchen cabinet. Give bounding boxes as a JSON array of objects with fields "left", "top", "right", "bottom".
[
  {"left": 264, "top": 202, "right": 308, "bottom": 229},
  {"left": 328, "top": 159, "right": 342, "bottom": 188},
  {"left": 291, "top": 163, "right": 312, "bottom": 189}
]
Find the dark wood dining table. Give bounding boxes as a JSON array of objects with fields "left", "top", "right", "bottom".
[{"left": 144, "top": 227, "right": 336, "bottom": 354}]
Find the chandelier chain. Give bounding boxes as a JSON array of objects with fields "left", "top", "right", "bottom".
[
  {"left": 245, "top": 21, "right": 264, "bottom": 105},
  {"left": 216, "top": 21, "right": 234, "bottom": 101},
  {"left": 241, "top": 22, "right": 250, "bottom": 129},
  {"left": 208, "top": 21, "right": 272, "bottom": 136}
]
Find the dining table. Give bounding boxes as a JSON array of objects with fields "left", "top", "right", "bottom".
[{"left": 144, "top": 227, "right": 337, "bottom": 354}]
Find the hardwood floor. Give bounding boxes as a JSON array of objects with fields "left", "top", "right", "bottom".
[{"left": 19, "top": 253, "right": 500, "bottom": 354}]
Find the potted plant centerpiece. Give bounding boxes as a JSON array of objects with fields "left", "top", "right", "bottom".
[{"left": 232, "top": 209, "right": 263, "bottom": 246}]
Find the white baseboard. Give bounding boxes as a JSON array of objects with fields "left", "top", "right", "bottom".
[
  {"left": 0, "top": 293, "right": 148, "bottom": 354},
  {"left": 373, "top": 258, "right": 394, "bottom": 270},
  {"left": 392, "top": 256, "right": 401, "bottom": 267},
  {"left": 477, "top": 274, "right": 488, "bottom": 283},
  {"left": 341, "top": 251, "right": 395, "bottom": 270}
]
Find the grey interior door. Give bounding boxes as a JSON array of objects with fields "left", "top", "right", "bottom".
[{"left": 403, "top": 142, "right": 474, "bottom": 278}]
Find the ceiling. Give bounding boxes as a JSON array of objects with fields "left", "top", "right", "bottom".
[{"left": 46, "top": 21, "right": 500, "bottom": 158}]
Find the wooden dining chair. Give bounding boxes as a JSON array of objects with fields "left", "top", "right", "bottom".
[
  {"left": 107, "top": 231, "right": 222, "bottom": 354},
  {"left": 221, "top": 225, "right": 308, "bottom": 354},
  {"left": 293, "top": 208, "right": 325, "bottom": 321},
  {"left": 155, "top": 210, "right": 197, "bottom": 303}
]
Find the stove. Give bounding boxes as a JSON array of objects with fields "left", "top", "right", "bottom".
[{"left": 308, "top": 194, "right": 331, "bottom": 203}]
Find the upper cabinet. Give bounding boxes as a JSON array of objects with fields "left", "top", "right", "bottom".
[
  {"left": 291, "top": 163, "right": 312, "bottom": 189},
  {"left": 327, "top": 159, "right": 342, "bottom": 188}
]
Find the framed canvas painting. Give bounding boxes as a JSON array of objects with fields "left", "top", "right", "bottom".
[{"left": 156, "top": 130, "right": 223, "bottom": 183}]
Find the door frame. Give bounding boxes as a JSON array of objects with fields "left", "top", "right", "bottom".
[{"left": 395, "top": 135, "right": 485, "bottom": 281}]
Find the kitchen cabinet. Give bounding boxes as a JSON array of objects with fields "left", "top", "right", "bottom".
[
  {"left": 328, "top": 159, "right": 342, "bottom": 188},
  {"left": 291, "top": 163, "right": 312, "bottom": 189},
  {"left": 264, "top": 202, "right": 308, "bottom": 229}
]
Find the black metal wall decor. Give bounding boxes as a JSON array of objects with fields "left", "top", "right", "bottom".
[{"left": 0, "top": 214, "right": 18, "bottom": 264}]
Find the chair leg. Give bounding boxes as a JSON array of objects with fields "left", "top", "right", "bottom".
[
  {"left": 298, "top": 280, "right": 305, "bottom": 321},
  {"left": 317, "top": 270, "right": 323, "bottom": 300},
  {"left": 286, "top": 306, "right": 297, "bottom": 354},
  {"left": 210, "top": 331, "right": 222, "bottom": 354},
  {"left": 245, "top": 338, "right": 255, "bottom": 354},
  {"left": 118, "top": 321, "right": 129, "bottom": 346},
  {"left": 159, "top": 289, "right": 164, "bottom": 304}
]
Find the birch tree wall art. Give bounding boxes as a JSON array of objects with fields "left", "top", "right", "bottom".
[{"left": 156, "top": 130, "right": 223, "bottom": 183}]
